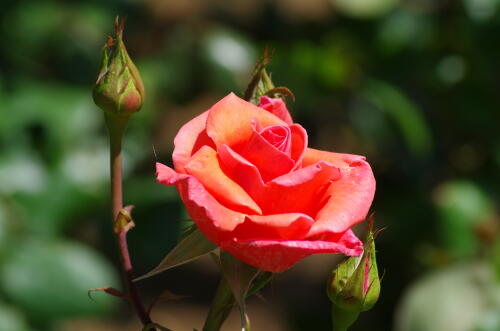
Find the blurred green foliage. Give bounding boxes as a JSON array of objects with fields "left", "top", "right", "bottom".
[{"left": 0, "top": 0, "right": 499, "bottom": 330}]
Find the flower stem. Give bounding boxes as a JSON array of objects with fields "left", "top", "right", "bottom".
[
  {"left": 202, "top": 277, "right": 235, "bottom": 331},
  {"left": 331, "top": 305, "right": 359, "bottom": 331},
  {"left": 106, "top": 113, "right": 153, "bottom": 327}
]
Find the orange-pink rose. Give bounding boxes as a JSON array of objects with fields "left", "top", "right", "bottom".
[{"left": 157, "top": 93, "right": 375, "bottom": 272}]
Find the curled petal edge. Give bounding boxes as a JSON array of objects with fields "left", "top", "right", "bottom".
[
  {"left": 304, "top": 148, "right": 376, "bottom": 236},
  {"left": 172, "top": 111, "right": 215, "bottom": 173},
  {"left": 220, "top": 229, "right": 363, "bottom": 273},
  {"left": 156, "top": 162, "right": 246, "bottom": 243}
]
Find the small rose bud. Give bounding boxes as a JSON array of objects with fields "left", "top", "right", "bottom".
[
  {"left": 93, "top": 17, "right": 144, "bottom": 117},
  {"left": 327, "top": 218, "right": 381, "bottom": 313}
]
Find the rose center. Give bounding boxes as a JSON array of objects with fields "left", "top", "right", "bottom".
[{"left": 259, "top": 125, "right": 291, "bottom": 156}]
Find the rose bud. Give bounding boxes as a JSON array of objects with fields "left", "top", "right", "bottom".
[
  {"left": 327, "top": 220, "right": 381, "bottom": 313},
  {"left": 93, "top": 17, "right": 144, "bottom": 117}
]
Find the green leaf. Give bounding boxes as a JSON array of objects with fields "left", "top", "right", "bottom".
[
  {"left": 135, "top": 228, "right": 217, "bottom": 281},
  {"left": 0, "top": 239, "right": 118, "bottom": 321}
]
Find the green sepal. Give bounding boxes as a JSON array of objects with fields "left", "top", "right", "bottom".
[{"left": 243, "top": 47, "right": 294, "bottom": 105}]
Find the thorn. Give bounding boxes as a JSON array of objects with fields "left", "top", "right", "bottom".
[
  {"left": 152, "top": 144, "right": 158, "bottom": 160},
  {"left": 88, "top": 286, "right": 130, "bottom": 302}
]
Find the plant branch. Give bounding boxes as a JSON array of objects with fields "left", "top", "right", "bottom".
[
  {"left": 202, "top": 277, "right": 235, "bottom": 331},
  {"left": 106, "top": 113, "right": 153, "bottom": 327}
]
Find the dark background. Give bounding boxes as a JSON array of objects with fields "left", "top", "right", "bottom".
[{"left": 0, "top": 0, "right": 499, "bottom": 330}]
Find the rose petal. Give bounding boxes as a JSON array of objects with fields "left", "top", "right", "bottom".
[
  {"left": 289, "top": 124, "right": 308, "bottom": 168},
  {"left": 258, "top": 96, "right": 293, "bottom": 125},
  {"left": 303, "top": 148, "right": 376, "bottom": 235},
  {"left": 217, "top": 144, "right": 265, "bottom": 196},
  {"left": 220, "top": 229, "right": 363, "bottom": 272},
  {"left": 260, "top": 161, "right": 341, "bottom": 216},
  {"left": 172, "top": 111, "right": 215, "bottom": 173},
  {"left": 218, "top": 145, "right": 341, "bottom": 216},
  {"left": 156, "top": 162, "right": 246, "bottom": 243},
  {"left": 302, "top": 147, "right": 366, "bottom": 169},
  {"left": 259, "top": 125, "right": 291, "bottom": 154},
  {"left": 184, "top": 146, "right": 262, "bottom": 215},
  {"left": 231, "top": 213, "right": 314, "bottom": 241},
  {"left": 206, "top": 93, "right": 287, "bottom": 150},
  {"left": 237, "top": 125, "right": 295, "bottom": 182}
]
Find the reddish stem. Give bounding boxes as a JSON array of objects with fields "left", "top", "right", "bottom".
[{"left": 106, "top": 114, "right": 153, "bottom": 326}]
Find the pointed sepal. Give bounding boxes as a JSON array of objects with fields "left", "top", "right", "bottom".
[{"left": 243, "top": 47, "right": 294, "bottom": 105}]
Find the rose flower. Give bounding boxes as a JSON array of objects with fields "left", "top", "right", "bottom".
[{"left": 157, "top": 93, "right": 375, "bottom": 272}]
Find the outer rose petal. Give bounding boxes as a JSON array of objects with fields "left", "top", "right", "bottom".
[
  {"left": 231, "top": 213, "right": 314, "bottom": 241},
  {"left": 172, "top": 111, "right": 215, "bottom": 173},
  {"left": 206, "top": 93, "right": 287, "bottom": 149},
  {"left": 302, "top": 148, "right": 366, "bottom": 169},
  {"left": 260, "top": 161, "right": 341, "bottom": 216},
  {"left": 220, "top": 229, "right": 363, "bottom": 272},
  {"left": 289, "top": 124, "right": 308, "bottom": 168},
  {"left": 156, "top": 162, "right": 246, "bottom": 243},
  {"left": 303, "top": 148, "right": 376, "bottom": 235},
  {"left": 184, "top": 146, "right": 262, "bottom": 215},
  {"left": 217, "top": 144, "right": 265, "bottom": 196},
  {"left": 258, "top": 96, "right": 293, "bottom": 125}
]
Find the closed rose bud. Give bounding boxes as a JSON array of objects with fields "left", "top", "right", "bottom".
[
  {"left": 327, "top": 219, "right": 381, "bottom": 313},
  {"left": 93, "top": 17, "right": 144, "bottom": 117}
]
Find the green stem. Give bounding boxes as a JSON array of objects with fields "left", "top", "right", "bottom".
[
  {"left": 331, "top": 305, "right": 359, "bottom": 331},
  {"left": 202, "top": 277, "right": 235, "bottom": 331},
  {"left": 106, "top": 113, "right": 153, "bottom": 327},
  {"left": 240, "top": 309, "right": 250, "bottom": 331}
]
